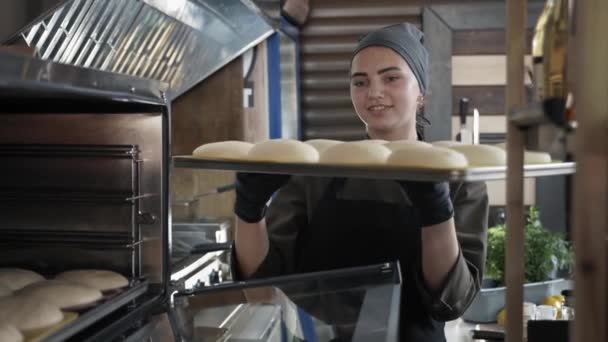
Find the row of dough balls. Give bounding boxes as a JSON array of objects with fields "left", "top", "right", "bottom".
[
  {"left": 192, "top": 139, "right": 551, "bottom": 169},
  {"left": 0, "top": 268, "right": 129, "bottom": 340}
]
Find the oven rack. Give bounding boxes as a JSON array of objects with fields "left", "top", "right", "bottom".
[
  {"left": 0, "top": 189, "right": 142, "bottom": 204},
  {"left": 0, "top": 229, "right": 142, "bottom": 249},
  {"left": 43, "top": 279, "right": 150, "bottom": 342},
  {"left": 0, "top": 144, "right": 140, "bottom": 159}
]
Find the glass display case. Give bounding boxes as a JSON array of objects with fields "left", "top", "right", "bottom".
[{"left": 170, "top": 262, "right": 401, "bottom": 342}]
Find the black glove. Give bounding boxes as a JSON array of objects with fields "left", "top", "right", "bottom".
[
  {"left": 398, "top": 180, "right": 454, "bottom": 227},
  {"left": 234, "top": 172, "right": 291, "bottom": 223}
]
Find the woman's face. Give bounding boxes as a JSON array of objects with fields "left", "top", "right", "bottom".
[{"left": 350, "top": 46, "right": 422, "bottom": 140}]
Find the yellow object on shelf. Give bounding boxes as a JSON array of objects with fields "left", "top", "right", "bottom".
[
  {"left": 542, "top": 295, "right": 565, "bottom": 319},
  {"left": 497, "top": 308, "right": 507, "bottom": 327}
]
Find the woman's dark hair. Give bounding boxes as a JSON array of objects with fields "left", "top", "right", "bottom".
[{"left": 416, "top": 111, "right": 430, "bottom": 141}]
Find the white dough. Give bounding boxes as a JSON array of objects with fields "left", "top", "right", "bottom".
[
  {"left": 432, "top": 140, "right": 464, "bottom": 148},
  {"left": 387, "top": 146, "right": 468, "bottom": 169},
  {"left": 0, "top": 324, "right": 23, "bottom": 342},
  {"left": 352, "top": 139, "right": 388, "bottom": 144},
  {"left": 305, "top": 139, "right": 343, "bottom": 153},
  {"left": 493, "top": 143, "right": 552, "bottom": 164},
  {"left": 0, "top": 268, "right": 45, "bottom": 291},
  {"left": 448, "top": 144, "right": 507, "bottom": 167},
  {"left": 524, "top": 150, "right": 552, "bottom": 164},
  {"left": 384, "top": 140, "right": 433, "bottom": 151},
  {"left": 319, "top": 141, "right": 391, "bottom": 165},
  {"left": 0, "top": 295, "right": 63, "bottom": 331},
  {"left": 494, "top": 142, "right": 507, "bottom": 149},
  {"left": 192, "top": 141, "right": 253, "bottom": 160},
  {"left": 19, "top": 280, "right": 102, "bottom": 309},
  {"left": 248, "top": 139, "right": 319, "bottom": 163},
  {"left": 56, "top": 269, "right": 129, "bottom": 292}
]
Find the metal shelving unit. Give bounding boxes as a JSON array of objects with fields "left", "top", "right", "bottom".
[{"left": 504, "top": 0, "right": 607, "bottom": 341}]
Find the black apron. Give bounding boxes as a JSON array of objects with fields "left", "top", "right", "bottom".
[{"left": 294, "top": 178, "right": 446, "bottom": 342}]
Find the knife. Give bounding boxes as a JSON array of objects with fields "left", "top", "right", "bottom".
[
  {"left": 459, "top": 98, "right": 472, "bottom": 144},
  {"left": 173, "top": 183, "right": 237, "bottom": 206}
]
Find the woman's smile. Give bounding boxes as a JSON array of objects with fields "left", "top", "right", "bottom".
[{"left": 367, "top": 104, "right": 393, "bottom": 116}]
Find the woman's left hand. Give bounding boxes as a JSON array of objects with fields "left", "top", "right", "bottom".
[{"left": 397, "top": 180, "right": 454, "bottom": 227}]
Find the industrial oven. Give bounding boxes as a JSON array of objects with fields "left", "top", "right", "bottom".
[
  {"left": 0, "top": 1, "right": 402, "bottom": 340},
  {"left": 0, "top": 48, "right": 174, "bottom": 341},
  {"left": 0, "top": 33, "right": 401, "bottom": 342}
]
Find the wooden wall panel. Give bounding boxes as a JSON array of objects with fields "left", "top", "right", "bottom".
[
  {"left": 243, "top": 40, "right": 270, "bottom": 143},
  {"left": 171, "top": 57, "right": 244, "bottom": 155},
  {"left": 452, "top": 85, "right": 534, "bottom": 115},
  {"left": 302, "top": 16, "right": 421, "bottom": 37},
  {"left": 300, "top": 0, "right": 422, "bottom": 141},
  {"left": 170, "top": 57, "right": 243, "bottom": 222},
  {"left": 452, "top": 55, "right": 532, "bottom": 86},
  {"left": 452, "top": 29, "right": 533, "bottom": 55},
  {"left": 171, "top": 40, "right": 270, "bottom": 222}
]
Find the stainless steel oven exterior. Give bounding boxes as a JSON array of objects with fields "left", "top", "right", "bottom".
[{"left": 0, "top": 47, "right": 172, "bottom": 341}]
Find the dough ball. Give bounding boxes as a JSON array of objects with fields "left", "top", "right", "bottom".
[
  {"left": 55, "top": 270, "right": 129, "bottom": 292},
  {"left": 432, "top": 140, "right": 463, "bottom": 148},
  {"left": 0, "top": 268, "right": 45, "bottom": 291},
  {"left": 448, "top": 144, "right": 507, "bottom": 167},
  {"left": 494, "top": 142, "right": 507, "bottom": 150},
  {"left": 352, "top": 139, "right": 388, "bottom": 144},
  {"left": 387, "top": 146, "right": 468, "bottom": 169},
  {"left": 0, "top": 324, "right": 23, "bottom": 342},
  {"left": 248, "top": 139, "right": 319, "bottom": 163},
  {"left": 192, "top": 141, "right": 253, "bottom": 160},
  {"left": 384, "top": 140, "right": 433, "bottom": 151},
  {"left": 524, "top": 151, "right": 552, "bottom": 164},
  {"left": 304, "top": 139, "right": 343, "bottom": 153},
  {"left": 0, "top": 295, "right": 63, "bottom": 331},
  {"left": 319, "top": 141, "right": 391, "bottom": 165},
  {"left": 18, "top": 280, "right": 102, "bottom": 310},
  {"left": 494, "top": 143, "right": 552, "bottom": 164}
]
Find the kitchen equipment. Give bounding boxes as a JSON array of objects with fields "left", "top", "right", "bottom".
[
  {"left": 527, "top": 320, "right": 569, "bottom": 342},
  {"left": 172, "top": 183, "right": 236, "bottom": 207},
  {"left": 171, "top": 262, "right": 402, "bottom": 342},
  {"left": 171, "top": 183, "right": 236, "bottom": 221},
  {"left": 171, "top": 221, "right": 233, "bottom": 291},
  {"left": 471, "top": 329, "right": 505, "bottom": 341},
  {"left": 462, "top": 278, "right": 572, "bottom": 323},
  {"left": 458, "top": 97, "right": 472, "bottom": 144},
  {"left": 0, "top": 47, "right": 171, "bottom": 341},
  {"left": 473, "top": 108, "right": 480, "bottom": 144},
  {"left": 3, "top": 0, "right": 275, "bottom": 101},
  {"left": 0, "top": 23, "right": 403, "bottom": 342}
]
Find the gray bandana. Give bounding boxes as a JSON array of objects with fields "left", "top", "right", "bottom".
[{"left": 352, "top": 23, "right": 429, "bottom": 95}]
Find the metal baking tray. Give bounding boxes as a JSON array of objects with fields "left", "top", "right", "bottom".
[{"left": 173, "top": 157, "right": 576, "bottom": 182}]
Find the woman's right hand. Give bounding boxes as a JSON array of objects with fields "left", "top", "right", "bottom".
[{"left": 234, "top": 172, "right": 291, "bottom": 223}]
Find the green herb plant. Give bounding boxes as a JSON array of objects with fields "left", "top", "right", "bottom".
[{"left": 485, "top": 206, "right": 573, "bottom": 285}]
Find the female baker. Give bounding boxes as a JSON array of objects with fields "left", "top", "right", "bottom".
[{"left": 232, "top": 23, "right": 489, "bottom": 341}]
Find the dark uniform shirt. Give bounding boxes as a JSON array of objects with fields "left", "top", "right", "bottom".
[{"left": 237, "top": 177, "right": 488, "bottom": 341}]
